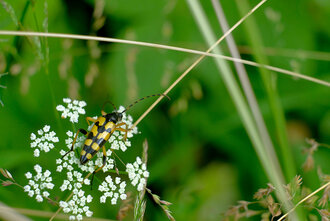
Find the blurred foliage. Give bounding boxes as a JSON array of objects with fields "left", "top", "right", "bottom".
[{"left": 0, "top": 0, "right": 329, "bottom": 220}]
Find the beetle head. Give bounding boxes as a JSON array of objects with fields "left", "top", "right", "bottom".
[{"left": 105, "top": 111, "right": 122, "bottom": 123}]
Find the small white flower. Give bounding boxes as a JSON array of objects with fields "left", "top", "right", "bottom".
[
  {"left": 100, "top": 195, "right": 106, "bottom": 203},
  {"left": 30, "top": 133, "right": 36, "bottom": 140},
  {"left": 137, "top": 183, "right": 144, "bottom": 191},
  {"left": 46, "top": 183, "right": 55, "bottom": 189},
  {"left": 63, "top": 98, "right": 71, "bottom": 103},
  {"left": 86, "top": 210, "right": 93, "bottom": 217},
  {"left": 43, "top": 125, "right": 50, "bottom": 132},
  {"left": 66, "top": 131, "right": 73, "bottom": 137},
  {"left": 36, "top": 195, "right": 43, "bottom": 202},
  {"left": 56, "top": 105, "right": 65, "bottom": 111},
  {"left": 120, "top": 194, "right": 127, "bottom": 200},
  {"left": 34, "top": 165, "right": 42, "bottom": 173},
  {"left": 86, "top": 195, "right": 93, "bottom": 203},
  {"left": 25, "top": 172, "right": 32, "bottom": 179},
  {"left": 60, "top": 201, "right": 68, "bottom": 208},
  {"left": 43, "top": 191, "right": 50, "bottom": 197},
  {"left": 37, "top": 129, "right": 43, "bottom": 135},
  {"left": 143, "top": 171, "right": 150, "bottom": 177},
  {"left": 44, "top": 170, "right": 51, "bottom": 177},
  {"left": 24, "top": 185, "right": 31, "bottom": 191},
  {"left": 136, "top": 157, "right": 142, "bottom": 165},
  {"left": 79, "top": 101, "right": 87, "bottom": 107},
  {"left": 28, "top": 190, "right": 34, "bottom": 197},
  {"left": 31, "top": 141, "right": 37, "bottom": 148}
]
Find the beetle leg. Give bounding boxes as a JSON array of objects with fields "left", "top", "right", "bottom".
[
  {"left": 90, "top": 145, "right": 107, "bottom": 189},
  {"left": 61, "top": 128, "right": 87, "bottom": 159},
  {"left": 86, "top": 116, "right": 97, "bottom": 126},
  {"left": 114, "top": 122, "right": 129, "bottom": 141}
]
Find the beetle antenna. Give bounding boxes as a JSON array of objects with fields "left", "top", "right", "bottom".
[
  {"left": 102, "top": 100, "right": 117, "bottom": 113},
  {"left": 121, "top": 93, "right": 170, "bottom": 113}
]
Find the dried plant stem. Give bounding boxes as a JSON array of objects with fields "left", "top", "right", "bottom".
[
  {"left": 278, "top": 181, "right": 330, "bottom": 221},
  {"left": 0, "top": 178, "right": 58, "bottom": 206},
  {"left": 239, "top": 45, "right": 330, "bottom": 62},
  {"left": 319, "top": 142, "right": 330, "bottom": 149},
  {"left": 0, "top": 31, "right": 328, "bottom": 88}
]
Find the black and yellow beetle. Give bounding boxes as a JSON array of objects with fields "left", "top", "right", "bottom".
[{"left": 62, "top": 94, "right": 168, "bottom": 182}]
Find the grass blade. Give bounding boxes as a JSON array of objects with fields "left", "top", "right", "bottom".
[{"left": 186, "top": 0, "right": 294, "bottom": 216}]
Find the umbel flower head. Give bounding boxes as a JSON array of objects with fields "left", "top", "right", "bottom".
[
  {"left": 56, "top": 98, "right": 87, "bottom": 123},
  {"left": 98, "top": 176, "right": 127, "bottom": 204},
  {"left": 126, "top": 157, "right": 149, "bottom": 191},
  {"left": 23, "top": 98, "right": 149, "bottom": 221},
  {"left": 24, "top": 164, "right": 54, "bottom": 202},
  {"left": 30, "top": 125, "right": 59, "bottom": 157}
]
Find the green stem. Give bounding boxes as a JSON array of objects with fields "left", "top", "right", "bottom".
[
  {"left": 236, "top": 0, "right": 296, "bottom": 182},
  {"left": 186, "top": 0, "right": 293, "bottom": 215}
]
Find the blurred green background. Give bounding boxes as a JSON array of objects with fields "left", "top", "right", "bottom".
[{"left": 0, "top": 0, "right": 329, "bottom": 220}]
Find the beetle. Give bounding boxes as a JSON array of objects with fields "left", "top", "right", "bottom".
[{"left": 61, "top": 94, "right": 168, "bottom": 183}]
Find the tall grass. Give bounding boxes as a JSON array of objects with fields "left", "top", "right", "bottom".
[
  {"left": 0, "top": 0, "right": 329, "bottom": 220},
  {"left": 186, "top": 0, "right": 297, "bottom": 217}
]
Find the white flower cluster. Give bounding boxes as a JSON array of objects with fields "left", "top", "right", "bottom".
[
  {"left": 56, "top": 98, "right": 86, "bottom": 123},
  {"left": 108, "top": 106, "right": 138, "bottom": 152},
  {"left": 59, "top": 188, "right": 93, "bottom": 221},
  {"left": 24, "top": 164, "right": 54, "bottom": 202},
  {"left": 30, "top": 125, "right": 59, "bottom": 157},
  {"left": 59, "top": 171, "right": 90, "bottom": 191},
  {"left": 98, "top": 176, "right": 127, "bottom": 204},
  {"left": 22, "top": 99, "right": 147, "bottom": 221},
  {"left": 126, "top": 157, "right": 149, "bottom": 191},
  {"left": 58, "top": 170, "right": 93, "bottom": 220}
]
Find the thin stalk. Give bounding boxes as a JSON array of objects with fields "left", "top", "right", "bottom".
[
  {"left": 236, "top": 0, "right": 296, "bottom": 182},
  {"left": 186, "top": 0, "right": 293, "bottom": 214},
  {"left": 239, "top": 45, "right": 330, "bottom": 62},
  {"left": 278, "top": 181, "right": 330, "bottom": 221},
  {"left": 0, "top": 31, "right": 328, "bottom": 87},
  {"left": 211, "top": 0, "right": 280, "bottom": 184}
]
